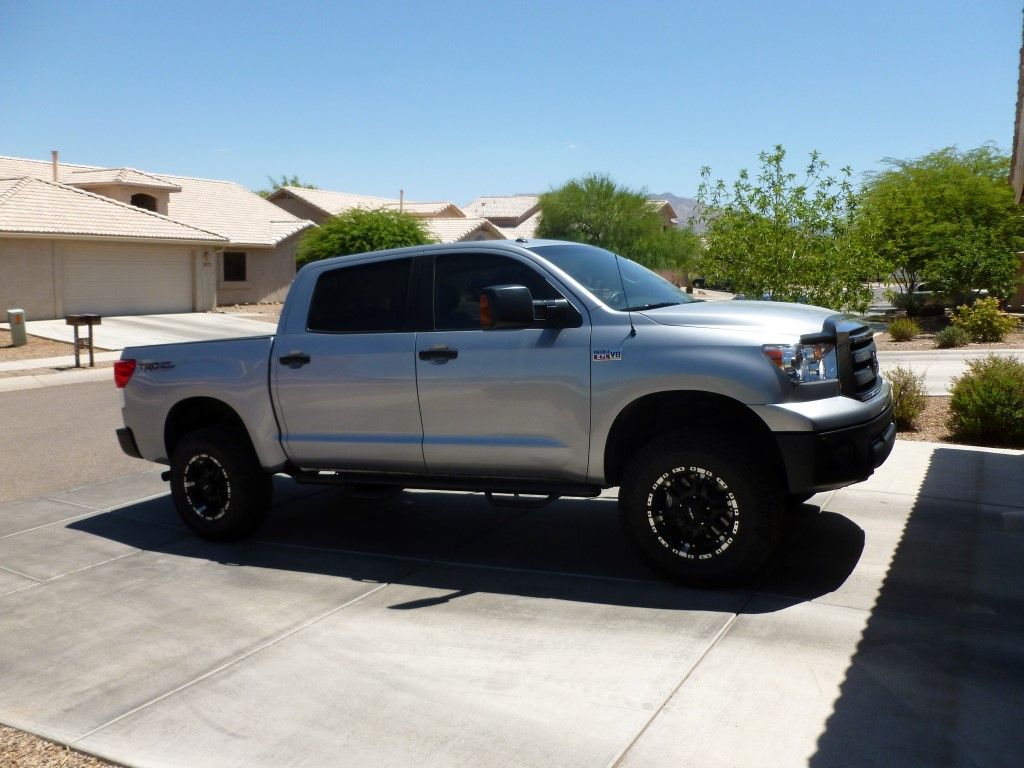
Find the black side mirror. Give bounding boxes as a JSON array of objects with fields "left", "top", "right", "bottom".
[
  {"left": 480, "top": 285, "right": 534, "bottom": 329},
  {"left": 532, "top": 298, "right": 575, "bottom": 327}
]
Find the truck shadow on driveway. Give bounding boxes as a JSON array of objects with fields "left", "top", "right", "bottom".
[{"left": 67, "top": 480, "right": 864, "bottom": 613}]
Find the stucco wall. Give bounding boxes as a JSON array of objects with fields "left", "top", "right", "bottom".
[
  {"left": 216, "top": 232, "right": 304, "bottom": 305},
  {"left": 0, "top": 238, "right": 58, "bottom": 320},
  {"left": 75, "top": 184, "right": 171, "bottom": 215}
]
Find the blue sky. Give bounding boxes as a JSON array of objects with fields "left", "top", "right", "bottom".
[{"left": 1, "top": 1, "right": 1020, "bottom": 204}]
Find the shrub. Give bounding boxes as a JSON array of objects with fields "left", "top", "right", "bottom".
[
  {"left": 948, "top": 355, "right": 1024, "bottom": 446},
  {"left": 297, "top": 208, "right": 433, "bottom": 266},
  {"left": 934, "top": 326, "right": 970, "bottom": 348},
  {"left": 887, "top": 317, "right": 920, "bottom": 342},
  {"left": 886, "top": 366, "right": 927, "bottom": 430},
  {"left": 950, "top": 297, "right": 1018, "bottom": 342}
]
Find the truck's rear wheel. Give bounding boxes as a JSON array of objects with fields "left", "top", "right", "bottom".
[
  {"left": 170, "top": 428, "right": 272, "bottom": 541},
  {"left": 619, "top": 432, "right": 784, "bottom": 586}
]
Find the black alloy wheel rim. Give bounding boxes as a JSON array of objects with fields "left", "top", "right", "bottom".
[
  {"left": 646, "top": 466, "right": 739, "bottom": 560},
  {"left": 183, "top": 453, "right": 231, "bottom": 521}
]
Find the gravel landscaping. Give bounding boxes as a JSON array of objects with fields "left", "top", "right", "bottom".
[
  {"left": 1, "top": 724, "right": 116, "bottom": 768},
  {"left": 873, "top": 313, "right": 1024, "bottom": 351},
  {"left": 0, "top": 329, "right": 79, "bottom": 362}
]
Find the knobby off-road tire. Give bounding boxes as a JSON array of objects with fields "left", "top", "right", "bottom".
[
  {"left": 619, "top": 431, "right": 785, "bottom": 586},
  {"left": 170, "top": 428, "right": 273, "bottom": 541}
]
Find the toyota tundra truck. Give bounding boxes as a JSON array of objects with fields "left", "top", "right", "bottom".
[{"left": 115, "top": 239, "right": 895, "bottom": 585}]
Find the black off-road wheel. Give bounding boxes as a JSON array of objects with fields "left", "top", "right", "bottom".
[
  {"left": 619, "top": 432, "right": 784, "bottom": 586},
  {"left": 170, "top": 428, "right": 272, "bottom": 541}
]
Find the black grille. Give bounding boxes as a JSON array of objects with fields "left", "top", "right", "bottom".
[
  {"left": 814, "top": 316, "right": 881, "bottom": 401},
  {"left": 846, "top": 324, "right": 879, "bottom": 400}
]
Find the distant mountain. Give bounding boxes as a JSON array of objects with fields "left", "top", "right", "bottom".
[{"left": 649, "top": 193, "right": 703, "bottom": 232}]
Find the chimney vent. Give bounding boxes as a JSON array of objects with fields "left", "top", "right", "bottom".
[{"left": 51, "top": 150, "right": 59, "bottom": 182}]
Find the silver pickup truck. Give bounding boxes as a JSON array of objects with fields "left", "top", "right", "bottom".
[{"left": 115, "top": 239, "right": 894, "bottom": 585}]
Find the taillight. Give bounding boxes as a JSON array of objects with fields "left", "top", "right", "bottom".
[{"left": 114, "top": 359, "right": 136, "bottom": 388}]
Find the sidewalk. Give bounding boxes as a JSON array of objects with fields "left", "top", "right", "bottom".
[{"left": 878, "top": 347, "right": 1024, "bottom": 395}]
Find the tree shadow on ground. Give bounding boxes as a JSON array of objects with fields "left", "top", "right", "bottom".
[{"left": 810, "top": 446, "right": 1024, "bottom": 768}]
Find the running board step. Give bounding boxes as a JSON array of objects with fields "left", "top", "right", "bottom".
[{"left": 287, "top": 468, "right": 601, "bottom": 499}]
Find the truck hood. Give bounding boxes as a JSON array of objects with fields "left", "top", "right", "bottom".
[{"left": 640, "top": 300, "right": 840, "bottom": 337}]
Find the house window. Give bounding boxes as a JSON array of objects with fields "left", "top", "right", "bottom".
[
  {"left": 223, "top": 252, "right": 247, "bottom": 282},
  {"left": 130, "top": 193, "right": 157, "bottom": 211}
]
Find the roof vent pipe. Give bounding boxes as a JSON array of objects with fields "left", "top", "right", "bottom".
[{"left": 51, "top": 150, "right": 58, "bottom": 181}]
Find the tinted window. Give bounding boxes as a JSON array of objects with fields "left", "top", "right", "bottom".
[
  {"left": 223, "top": 251, "right": 246, "bottom": 282},
  {"left": 434, "top": 253, "right": 561, "bottom": 330},
  {"left": 307, "top": 258, "right": 412, "bottom": 333},
  {"left": 530, "top": 243, "right": 694, "bottom": 310}
]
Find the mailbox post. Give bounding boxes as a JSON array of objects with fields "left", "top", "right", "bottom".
[{"left": 65, "top": 314, "right": 102, "bottom": 367}]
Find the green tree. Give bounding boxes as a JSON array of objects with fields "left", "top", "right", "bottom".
[
  {"left": 856, "top": 145, "right": 1024, "bottom": 307},
  {"left": 536, "top": 174, "right": 678, "bottom": 267},
  {"left": 297, "top": 208, "right": 433, "bottom": 266},
  {"left": 696, "top": 145, "right": 876, "bottom": 312},
  {"left": 256, "top": 174, "right": 317, "bottom": 199}
]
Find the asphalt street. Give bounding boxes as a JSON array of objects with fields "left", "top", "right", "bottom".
[{"left": 0, "top": 379, "right": 150, "bottom": 505}]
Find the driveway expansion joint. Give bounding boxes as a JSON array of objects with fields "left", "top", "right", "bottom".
[{"left": 70, "top": 580, "right": 393, "bottom": 745}]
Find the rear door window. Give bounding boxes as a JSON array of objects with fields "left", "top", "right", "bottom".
[{"left": 307, "top": 257, "right": 413, "bottom": 333}]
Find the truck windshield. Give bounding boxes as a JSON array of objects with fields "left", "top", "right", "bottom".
[{"left": 529, "top": 243, "right": 694, "bottom": 311}]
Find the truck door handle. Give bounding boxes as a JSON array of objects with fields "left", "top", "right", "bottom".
[
  {"left": 279, "top": 352, "right": 312, "bottom": 367},
  {"left": 419, "top": 348, "right": 458, "bottom": 362}
]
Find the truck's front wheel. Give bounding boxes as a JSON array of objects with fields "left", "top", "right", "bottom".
[
  {"left": 619, "top": 432, "right": 784, "bottom": 586},
  {"left": 170, "top": 428, "right": 272, "bottom": 541}
]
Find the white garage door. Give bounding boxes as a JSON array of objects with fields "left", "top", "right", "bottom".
[{"left": 62, "top": 248, "right": 194, "bottom": 316}]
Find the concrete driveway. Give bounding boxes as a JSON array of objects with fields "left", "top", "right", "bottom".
[
  {"left": 4, "top": 312, "right": 277, "bottom": 350},
  {"left": 0, "top": 440, "right": 1022, "bottom": 767}
]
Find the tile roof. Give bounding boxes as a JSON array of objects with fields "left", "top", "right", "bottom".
[
  {"left": 274, "top": 187, "right": 464, "bottom": 219},
  {"left": 381, "top": 201, "right": 465, "bottom": 218},
  {"left": 423, "top": 218, "right": 506, "bottom": 243},
  {"left": 462, "top": 195, "right": 540, "bottom": 222},
  {"left": 162, "top": 175, "right": 312, "bottom": 248},
  {"left": 647, "top": 199, "right": 679, "bottom": 221},
  {"left": 500, "top": 210, "right": 542, "bottom": 240},
  {"left": 0, "top": 156, "right": 312, "bottom": 247},
  {"left": 0, "top": 176, "right": 226, "bottom": 243},
  {"left": 66, "top": 167, "right": 182, "bottom": 190}
]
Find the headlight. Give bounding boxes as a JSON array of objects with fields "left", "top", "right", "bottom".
[{"left": 762, "top": 342, "right": 838, "bottom": 383}]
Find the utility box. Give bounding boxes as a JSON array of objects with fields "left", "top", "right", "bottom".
[{"left": 6, "top": 308, "right": 26, "bottom": 347}]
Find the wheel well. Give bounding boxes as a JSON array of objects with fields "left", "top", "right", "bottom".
[
  {"left": 603, "top": 391, "right": 783, "bottom": 486},
  {"left": 164, "top": 398, "right": 252, "bottom": 458}
]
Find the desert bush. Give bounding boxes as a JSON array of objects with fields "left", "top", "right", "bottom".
[
  {"left": 887, "top": 317, "right": 920, "bottom": 342},
  {"left": 934, "top": 326, "right": 970, "bottom": 348},
  {"left": 948, "top": 356, "right": 1024, "bottom": 446},
  {"left": 950, "top": 297, "right": 1018, "bottom": 342},
  {"left": 887, "top": 366, "right": 927, "bottom": 430}
]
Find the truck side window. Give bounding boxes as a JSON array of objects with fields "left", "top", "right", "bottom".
[
  {"left": 434, "top": 253, "right": 562, "bottom": 330},
  {"left": 307, "top": 257, "right": 413, "bottom": 333}
]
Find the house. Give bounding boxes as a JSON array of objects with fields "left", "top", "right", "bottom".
[
  {"left": 647, "top": 199, "right": 680, "bottom": 231},
  {"left": 463, "top": 195, "right": 541, "bottom": 237},
  {"left": 463, "top": 194, "right": 679, "bottom": 240},
  {"left": 0, "top": 176, "right": 225, "bottom": 319},
  {"left": 0, "top": 154, "right": 313, "bottom": 319},
  {"left": 267, "top": 185, "right": 503, "bottom": 243}
]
